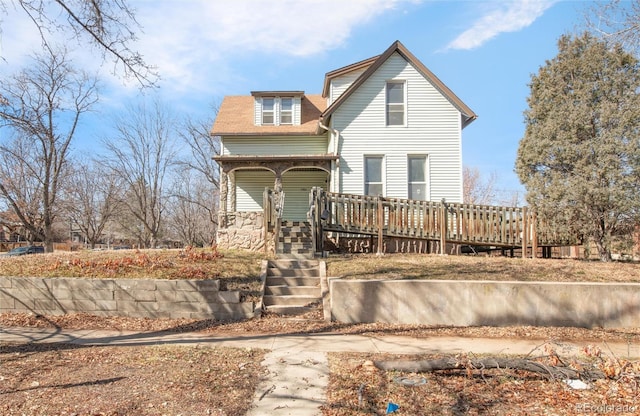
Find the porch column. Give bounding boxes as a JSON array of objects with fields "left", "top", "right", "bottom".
[
  {"left": 229, "top": 171, "right": 237, "bottom": 212},
  {"left": 274, "top": 171, "right": 283, "bottom": 217},
  {"left": 219, "top": 171, "right": 228, "bottom": 227}
]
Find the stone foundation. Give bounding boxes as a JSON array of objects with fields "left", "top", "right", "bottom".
[{"left": 217, "top": 212, "right": 271, "bottom": 252}]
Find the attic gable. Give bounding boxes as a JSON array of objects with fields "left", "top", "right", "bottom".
[{"left": 321, "top": 40, "right": 477, "bottom": 128}]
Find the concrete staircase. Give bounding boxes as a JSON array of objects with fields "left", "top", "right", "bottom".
[
  {"left": 278, "top": 221, "right": 314, "bottom": 259},
  {"left": 263, "top": 259, "right": 322, "bottom": 316}
]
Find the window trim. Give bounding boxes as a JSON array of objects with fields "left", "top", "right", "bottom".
[
  {"left": 407, "top": 154, "right": 428, "bottom": 200},
  {"left": 261, "top": 97, "right": 275, "bottom": 125},
  {"left": 364, "top": 155, "right": 385, "bottom": 196},
  {"left": 280, "top": 97, "right": 293, "bottom": 125},
  {"left": 386, "top": 80, "right": 406, "bottom": 126}
]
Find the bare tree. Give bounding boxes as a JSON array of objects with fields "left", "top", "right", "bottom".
[
  {"left": 171, "top": 108, "right": 220, "bottom": 244},
  {"left": 103, "top": 98, "right": 177, "bottom": 248},
  {"left": 167, "top": 168, "right": 217, "bottom": 247},
  {"left": 462, "top": 166, "right": 497, "bottom": 205},
  {"left": 2, "top": 0, "right": 157, "bottom": 86},
  {"left": 587, "top": 0, "right": 640, "bottom": 55},
  {"left": 0, "top": 47, "right": 98, "bottom": 251},
  {"left": 62, "top": 160, "right": 123, "bottom": 249},
  {"left": 177, "top": 109, "right": 221, "bottom": 190}
]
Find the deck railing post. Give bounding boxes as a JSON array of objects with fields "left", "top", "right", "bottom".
[
  {"left": 440, "top": 199, "right": 447, "bottom": 255},
  {"left": 522, "top": 206, "right": 528, "bottom": 259},
  {"left": 377, "top": 196, "right": 384, "bottom": 256},
  {"left": 531, "top": 211, "right": 538, "bottom": 259}
]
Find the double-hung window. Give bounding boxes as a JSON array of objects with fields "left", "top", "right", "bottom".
[
  {"left": 364, "top": 156, "right": 383, "bottom": 196},
  {"left": 386, "top": 81, "right": 405, "bottom": 126},
  {"left": 280, "top": 97, "right": 293, "bottom": 124},
  {"left": 262, "top": 97, "right": 275, "bottom": 125},
  {"left": 408, "top": 155, "right": 427, "bottom": 200}
]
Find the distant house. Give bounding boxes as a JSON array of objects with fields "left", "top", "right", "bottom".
[{"left": 212, "top": 40, "right": 476, "bottom": 253}]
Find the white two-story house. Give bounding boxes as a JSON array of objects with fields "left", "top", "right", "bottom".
[{"left": 212, "top": 40, "right": 476, "bottom": 253}]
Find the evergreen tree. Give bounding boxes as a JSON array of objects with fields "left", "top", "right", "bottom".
[{"left": 516, "top": 33, "right": 640, "bottom": 261}]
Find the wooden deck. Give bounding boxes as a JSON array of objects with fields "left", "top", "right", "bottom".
[{"left": 308, "top": 188, "right": 577, "bottom": 258}]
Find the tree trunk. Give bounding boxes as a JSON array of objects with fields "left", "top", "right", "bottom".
[{"left": 374, "top": 357, "right": 606, "bottom": 381}]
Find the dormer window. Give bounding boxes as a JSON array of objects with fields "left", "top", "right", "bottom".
[
  {"left": 252, "top": 91, "right": 303, "bottom": 126},
  {"left": 262, "top": 97, "right": 275, "bottom": 125},
  {"left": 280, "top": 97, "right": 293, "bottom": 125}
]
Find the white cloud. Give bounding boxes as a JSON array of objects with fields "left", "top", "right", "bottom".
[
  {"left": 445, "top": 0, "right": 557, "bottom": 51},
  {"left": 131, "top": 0, "right": 420, "bottom": 94},
  {"left": 0, "top": 0, "right": 422, "bottom": 104}
]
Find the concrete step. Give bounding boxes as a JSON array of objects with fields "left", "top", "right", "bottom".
[
  {"left": 263, "top": 305, "right": 320, "bottom": 316},
  {"left": 265, "top": 285, "right": 320, "bottom": 296},
  {"left": 267, "top": 267, "right": 319, "bottom": 278},
  {"left": 269, "top": 259, "right": 319, "bottom": 269},
  {"left": 276, "top": 252, "right": 314, "bottom": 260},
  {"left": 263, "top": 295, "right": 321, "bottom": 307},
  {"left": 266, "top": 276, "right": 320, "bottom": 287}
]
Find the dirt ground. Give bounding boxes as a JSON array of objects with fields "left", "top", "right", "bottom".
[{"left": 1, "top": 312, "right": 639, "bottom": 415}]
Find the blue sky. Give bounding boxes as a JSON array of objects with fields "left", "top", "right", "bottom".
[{"left": 0, "top": 0, "right": 613, "bottom": 203}]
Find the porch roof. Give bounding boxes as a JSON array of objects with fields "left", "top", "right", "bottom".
[{"left": 214, "top": 154, "right": 338, "bottom": 173}]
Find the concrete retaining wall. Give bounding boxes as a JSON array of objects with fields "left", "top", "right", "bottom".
[
  {"left": 0, "top": 276, "right": 255, "bottom": 320},
  {"left": 329, "top": 279, "right": 640, "bottom": 328}
]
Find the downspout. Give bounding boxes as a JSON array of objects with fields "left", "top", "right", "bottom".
[{"left": 318, "top": 120, "right": 340, "bottom": 193}]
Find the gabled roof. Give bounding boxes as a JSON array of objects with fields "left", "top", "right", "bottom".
[
  {"left": 321, "top": 40, "right": 477, "bottom": 128},
  {"left": 321, "top": 56, "right": 378, "bottom": 98},
  {"left": 211, "top": 94, "right": 327, "bottom": 136}
]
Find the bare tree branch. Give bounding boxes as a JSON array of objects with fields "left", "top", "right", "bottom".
[{"left": 4, "top": 0, "right": 158, "bottom": 87}]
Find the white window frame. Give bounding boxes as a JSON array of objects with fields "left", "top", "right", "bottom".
[
  {"left": 386, "top": 80, "right": 406, "bottom": 126},
  {"left": 280, "top": 97, "right": 293, "bottom": 125},
  {"left": 262, "top": 97, "right": 275, "bottom": 125},
  {"left": 364, "top": 155, "right": 385, "bottom": 196},
  {"left": 408, "top": 155, "right": 428, "bottom": 200}
]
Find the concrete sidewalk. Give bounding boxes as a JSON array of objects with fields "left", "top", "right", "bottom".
[{"left": 2, "top": 326, "right": 639, "bottom": 415}]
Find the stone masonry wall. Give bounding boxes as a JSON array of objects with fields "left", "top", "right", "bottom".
[
  {"left": 217, "top": 212, "right": 269, "bottom": 252},
  {"left": 0, "top": 276, "right": 255, "bottom": 320}
]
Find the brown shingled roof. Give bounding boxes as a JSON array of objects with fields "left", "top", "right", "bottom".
[{"left": 211, "top": 94, "right": 327, "bottom": 136}]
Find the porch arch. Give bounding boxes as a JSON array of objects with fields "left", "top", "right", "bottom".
[{"left": 215, "top": 154, "right": 338, "bottom": 220}]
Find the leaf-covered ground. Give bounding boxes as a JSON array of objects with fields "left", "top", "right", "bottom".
[
  {"left": 1, "top": 250, "right": 639, "bottom": 414},
  {"left": 323, "top": 352, "right": 639, "bottom": 415},
  {"left": 1, "top": 312, "right": 639, "bottom": 415},
  {"left": 0, "top": 342, "right": 265, "bottom": 416}
]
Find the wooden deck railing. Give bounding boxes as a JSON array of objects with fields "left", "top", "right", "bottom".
[
  {"left": 309, "top": 188, "right": 577, "bottom": 257},
  {"left": 263, "top": 188, "right": 285, "bottom": 254}
]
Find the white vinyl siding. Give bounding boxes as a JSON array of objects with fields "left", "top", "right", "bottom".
[
  {"left": 329, "top": 68, "right": 367, "bottom": 105},
  {"left": 282, "top": 169, "right": 328, "bottom": 220},
  {"left": 332, "top": 52, "right": 463, "bottom": 202},
  {"left": 222, "top": 136, "right": 329, "bottom": 156},
  {"left": 234, "top": 170, "right": 274, "bottom": 212},
  {"left": 232, "top": 169, "right": 327, "bottom": 220}
]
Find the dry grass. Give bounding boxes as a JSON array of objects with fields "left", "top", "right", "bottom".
[
  {"left": 325, "top": 253, "right": 640, "bottom": 283},
  {"left": 0, "top": 247, "right": 266, "bottom": 299}
]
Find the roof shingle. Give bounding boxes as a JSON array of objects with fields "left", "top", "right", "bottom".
[{"left": 211, "top": 94, "right": 326, "bottom": 136}]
